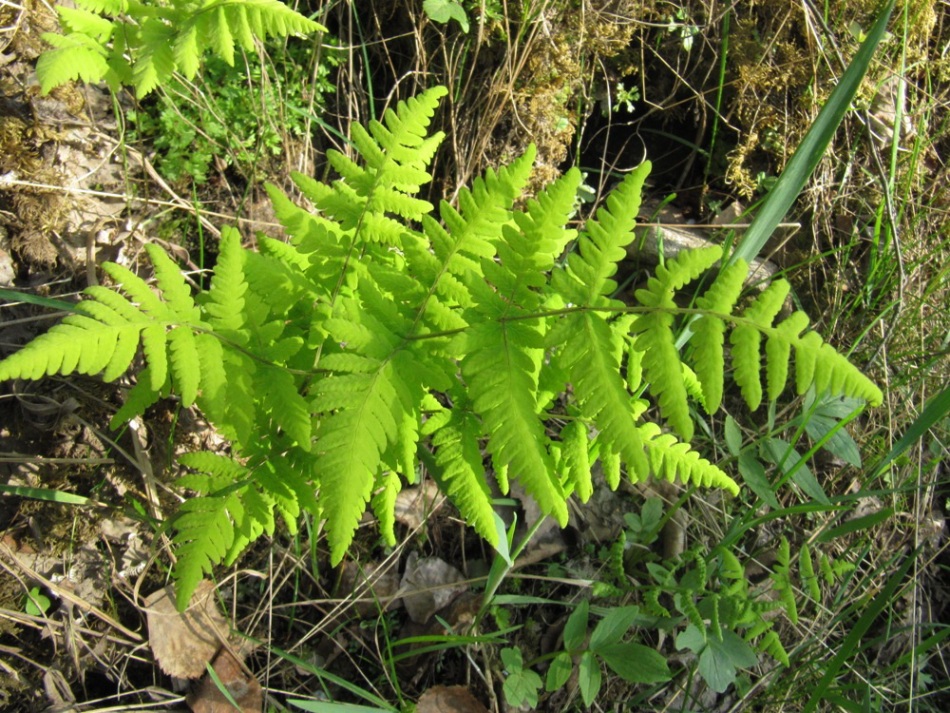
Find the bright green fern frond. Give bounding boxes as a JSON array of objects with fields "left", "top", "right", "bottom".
[
  {"left": 559, "top": 419, "right": 593, "bottom": 502},
  {"left": 554, "top": 162, "right": 651, "bottom": 306},
  {"left": 426, "top": 407, "right": 496, "bottom": 545},
  {"left": 37, "top": 33, "right": 110, "bottom": 95},
  {"left": 730, "top": 279, "right": 790, "bottom": 410},
  {"left": 632, "top": 246, "right": 723, "bottom": 440},
  {"left": 74, "top": 0, "right": 129, "bottom": 13},
  {"left": 100, "top": 262, "right": 174, "bottom": 322},
  {"left": 257, "top": 365, "right": 311, "bottom": 450},
  {"left": 172, "top": 489, "right": 242, "bottom": 610},
  {"left": 133, "top": 18, "right": 176, "bottom": 97},
  {"left": 167, "top": 327, "right": 200, "bottom": 407},
  {"left": 765, "top": 311, "right": 809, "bottom": 402},
  {"left": 313, "top": 359, "right": 405, "bottom": 564},
  {"left": 640, "top": 422, "right": 740, "bottom": 495},
  {"left": 692, "top": 259, "right": 748, "bottom": 412},
  {"left": 461, "top": 320, "right": 568, "bottom": 527},
  {"left": 111, "top": 366, "right": 166, "bottom": 427},
  {"left": 57, "top": 7, "right": 113, "bottom": 42},
  {"left": 556, "top": 312, "right": 650, "bottom": 480},
  {"left": 145, "top": 244, "right": 200, "bottom": 322},
  {"left": 203, "top": 226, "right": 248, "bottom": 338},
  {"left": 372, "top": 471, "right": 401, "bottom": 545}
]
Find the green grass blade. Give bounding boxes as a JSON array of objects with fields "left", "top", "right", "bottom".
[
  {"left": 871, "top": 384, "right": 950, "bottom": 479},
  {"left": 728, "top": 0, "right": 896, "bottom": 265},
  {"left": 0, "top": 288, "right": 78, "bottom": 312},
  {"left": 0, "top": 484, "right": 91, "bottom": 506},
  {"left": 802, "top": 547, "right": 916, "bottom": 711}
]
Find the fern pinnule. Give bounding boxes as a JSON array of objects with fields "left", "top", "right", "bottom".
[
  {"left": 640, "top": 422, "right": 740, "bottom": 495},
  {"left": 693, "top": 259, "right": 747, "bottom": 412},
  {"left": 203, "top": 226, "right": 248, "bottom": 337},
  {"left": 428, "top": 412, "right": 497, "bottom": 544},
  {"left": 461, "top": 320, "right": 569, "bottom": 527},
  {"left": 729, "top": 279, "right": 790, "bottom": 410},
  {"left": 556, "top": 162, "right": 651, "bottom": 306},
  {"left": 765, "top": 311, "right": 809, "bottom": 402},
  {"left": 632, "top": 246, "right": 722, "bottom": 440},
  {"left": 559, "top": 419, "right": 593, "bottom": 502},
  {"left": 556, "top": 313, "right": 651, "bottom": 480}
]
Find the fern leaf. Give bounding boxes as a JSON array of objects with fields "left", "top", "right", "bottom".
[
  {"left": 164, "top": 327, "right": 198, "bottom": 407},
  {"left": 461, "top": 320, "right": 568, "bottom": 526},
  {"left": 426, "top": 408, "right": 497, "bottom": 545},
  {"left": 74, "top": 0, "right": 129, "bottom": 13},
  {"left": 145, "top": 244, "right": 200, "bottom": 322},
  {"left": 693, "top": 259, "right": 747, "bottom": 412},
  {"left": 640, "top": 422, "right": 740, "bottom": 495},
  {"left": 138, "top": 323, "right": 167, "bottom": 391},
  {"left": 632, "top": 246, "right": 722, "bottom": 439},
  {"left": 765, "top": 311, "right": 809, "bottom": 401},
  {"left": 101, "top": 262, "right": 172, "bottom": 321},
  {"left": 729, "top": 279, "right": 790, "bottom": 410},
  {"left": 258, "top": 365, "right": 311, "bottom": 450},
  {"left": 133, "top": 18, "right": 176, "bottom": 98},
  {"left": 173, "top": 23, "right": 201, "bottom": 80},
  {"left": 57, "top": 7, "right": 114, "bottom": 42},
  {"left": 172, "top": 491, "right": 241, "bottom": 610},
  {"left": 559, "top": 420, "right": 592, "bottom": 502},
  {"left": 252, "top": 460, "right": 302, "bottom": 531},
  {"left": 372, "top": 471, "right": 401, "bottom": 545},
  {"left": 211, "top": 6, "right": 235, "bottom": 66},
  {"left": 554, "top": 162, "right": 651, "bottom": 306},
  {"left": 111, "top": 367, "right": 165, "bottom": 427},
  {"left": 313, "top": 357, "right": 407, "bottom": 563},
  {"left": 557, "top": 312, "right": 650, "bottom": 480},
  {"left": 203, "top": 226, "right": 248, "bottom": 337},
  {"left": 37, "top": 33, "right": 109, "bottom": 94}
]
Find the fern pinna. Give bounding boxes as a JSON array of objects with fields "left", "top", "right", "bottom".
[
  {"left": 0, "top": 86, "right": 882, "bottom": 608},
  {"left": 37, "top": 0, "right": 325, "bottom": 97}
]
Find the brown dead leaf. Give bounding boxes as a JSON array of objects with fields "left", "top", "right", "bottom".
[
  {"left": 145, "top": 580, "right": 228, "bottom": 678},
  {"left": 186, "top": 648, "right": 262, "bottom": 713},
  {"left": 337, "top": 560, "right": 401, "bottom": 617},
  {"left": 393, "top": 481, "right": 445, "bottom": 531},
  {"left": 400, "top": 552, "right": 467, "bottom": 624},
  {"left": 417, "top": 685, "right": 489, "bottom": 713}
]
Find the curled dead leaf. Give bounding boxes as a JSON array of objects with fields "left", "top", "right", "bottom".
[
  {"left": 145, "top": 580, "right": 228, "bottom": 679},
  {"left": 400, "top": 552, "right": 467, "bottom": 624},
  {"left": 393, "top": 481, "right": 445, "bottom": 531},
  {"left": 417, "top": 685, "right": 489, "bottom": 713},
  {"left": 186, "top": 648, "right": 262, "bottom": 713}
]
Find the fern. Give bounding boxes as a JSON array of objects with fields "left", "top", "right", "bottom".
[
  {"left": 38, "top": 0, "right": 326, "bottom": 97},
  {"left": 0, "top": 86, "right": 885, "bottom": 608}
]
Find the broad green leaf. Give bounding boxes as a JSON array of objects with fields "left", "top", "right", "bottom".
[
  {"left": 597, "top": 641, "right": 671, "bottom": 684},
  {"left": 589, "top": 606, "right": 640, "bottom": 650},
  {"left": 564, "top": 600, "right": 589, "bottom": 652},
  {"left": 546, "top": 651, "right": 573, "bottom": 692},
  {"left": 578, "top": 650, "right": 602, "bottom": 707},
  {"left": 764, "top": 438, "right": 829, "bottom": 505},
  {"left": 723, "top": 415, "right": 743, "bottom": 457},
  {"left": 500, "top": 648, "right": 542, "bottom": 708},
  {"left": 738, "top": 451, "right": 780, "bottom": 509}
]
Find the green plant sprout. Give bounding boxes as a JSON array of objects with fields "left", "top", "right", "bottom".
[{"left": 0, "top": 86, "right": 882, "bottom": 610}]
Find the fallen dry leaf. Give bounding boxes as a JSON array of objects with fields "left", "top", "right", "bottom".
[
  {"left": 417, "top": 685, "right": 489, "bottom": 713},
  {"left": 145, "top": 580, "right": 228, "bottom": 678},
  {"left": 400, "top": 552, "right": 467, "bottom": 624},
  {"left": 393, "top": 481, "right": 445, "bottom": 531},
  {"left": 186, "top": 648, "right": 262, "bottom": 713},
  {"left": 337, "top": 560, "right": 401, "bottom": 618}
]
